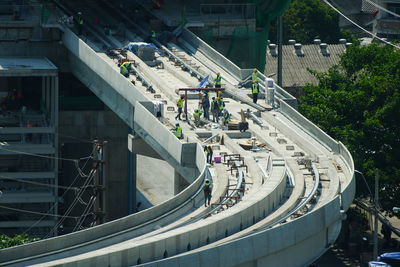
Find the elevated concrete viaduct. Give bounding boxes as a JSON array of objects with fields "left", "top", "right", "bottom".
[{"left": 0, "top": 4, "right": 355, "bottom": 266}]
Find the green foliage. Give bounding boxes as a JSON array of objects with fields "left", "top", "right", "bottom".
[
  {"left": 0, "top": 234, "right": 39, "bottom": 249},
  {"left": 269, "top": 0, "right": 342, "bottom": 44},
  {"left": 299, "top": 43, "right": 400, "bottom": 212}
]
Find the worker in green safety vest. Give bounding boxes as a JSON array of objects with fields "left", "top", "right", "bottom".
[
  {"left": 217, "top": 97, "right": 225, "bottom": 116},
  {"left": 119, "top": 61, "right": 131, "bottom": 78},
  {"left": 214, "top": 72, "right": 222, "bottom": 88},
  {"left": 193, "top": 109, "right": 203, "bottom": 126},
  {"left": 252, "top": 81, "right": 259, "bottom": 104},
  {"left": 252, "top": 68, "right": 259, "bottom": 83},
  {"left": 174, "top": 123, "right": 183, "bottom": 139}
]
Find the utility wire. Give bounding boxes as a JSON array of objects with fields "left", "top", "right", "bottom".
[
  {"left": 363, "top": 0, "right": 400, "bottom": 19},
  {"left": 323, "top": 0, "right": 400, "bottom": 50},
  {"left": 0, "top": 205, "right": 78, "bottom": 219},
  {"left": 45, "top": 168, "right": 96, "bottom": 238},
  {"left": 21, "top": 147, "right": 96, "bottom": 236},
  {"left": 0, "top": 146, "right": 78, "bottom": 162},
  {"left": 0, "top": 176, "right": 93, "bottom": 190}
]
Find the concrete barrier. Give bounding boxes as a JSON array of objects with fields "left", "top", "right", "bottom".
[
  {"left": 279, "top": 100, "right": 340, "bottom": 153},
  {"left": 20, "top": 163, "right": 287, "bottom": 266},
  {"left": 180, "top": 28, "right": 243, "bottom": 80},
  {"left": 62, "top": 26, "right": 147, "bottom": 128},
  {"left": 140, "top": 196, "right": 342, "bottom": 267},
  {"left": 338, "top": 141, "right": 356, "bottom": 210}
]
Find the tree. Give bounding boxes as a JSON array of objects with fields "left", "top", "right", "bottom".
[
  {"left": 299, "top": 43, "right": 400, "bottom": 212},
  {"left": 0, "top": 234, "right": 39, "bottom": 249},
  {"left": 269, "top": 0, "right": 342, "bottom": 44}
]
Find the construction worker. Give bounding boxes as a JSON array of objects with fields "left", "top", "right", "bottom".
[
  {"left": 174, "top": 123, "right": 183, "bottom": 139},
  {"left": 217, "top": 97, "right": 225, "bottom": 116},
  {"left": 214, "top": 72, "right": 222, "bottom": 88},
  {"left": 119, "top": 61, "right": 131, "bottom": 78},
  {"left": 204, "top": 145, "right": 213, "bottom": 164},
  {"left": 151, "top": 30, "right": 156, "bottom": 39},
  {"left": 252, "top": 68, "right": 259, "bottom": 82},
  {"left": 252, "top": 81, "right": 259, "bottom": 104},
  {"left": 175, "top": 95, "right": 185, "bottom": 120},
  {"left": 203, "top": 179, "right": 212, "bottom": 207},
  {"left": 211, "top": 97, "right": 219, "bottom": 122},
  {"left": 201, "top": 94, "right": 210, "bottom": 120},
  {"left": 193, "top": 109, "right": 203, "bottom": 126},
  {"left": 222, "top": 109, "right": 230, "bottom": 125},
  {"left": 77, "top": 12, "right": 83, "bottom": 35}
]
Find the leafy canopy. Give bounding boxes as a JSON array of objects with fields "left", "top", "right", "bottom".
[{"left": 299, "top": 43, "right": 400, "bottom": 212}]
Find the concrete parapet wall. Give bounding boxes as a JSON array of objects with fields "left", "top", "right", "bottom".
[
  {"left": 338, "top": 142, "right": 355, "bottom": 210},
  {"left": 279, "top": 100, "right": 340, "bottom": 154},
  {"left": 141, "top": 196, "right": 342, "bottom": 267},
  {"left": 134, "top": 102, "right": 182, "bottom": 164},
  {"left": 181, "top": 28, "right": 243, "bottom": 80},
  {"left": 62, "top": 27, "right": 148, "bottom": 128},
  {"left": 36, "top": 162, "right": 287, "bottom": 266}
]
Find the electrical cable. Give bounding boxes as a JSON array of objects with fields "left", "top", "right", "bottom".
[
  {"left": 323, "top": 0, "right": 400, "bottom": 50},
  {"left": 0, "top": 146, "right": 78, "bottom": 162},
  {"left": 363, "top": 0, "right": 400, "bottom": 19},
  {"left": 0, "top": 176, "right": 80, "bottom": 190},
  {"left": 21, "top": 147, "right": 96, "bottom": 236},
  {"left": 55, "top": 132, "right": 94, "bottom": 144},
  {"left": 45, "top": 168, "right": 96, "bottom": 238},
  {"left": 72, "top": 195, "right": 96, "bottom": 232},
  {"left": 0, "top": 205, "right": 78, "bottom": 219}
]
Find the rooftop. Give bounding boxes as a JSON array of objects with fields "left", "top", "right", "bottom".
[
  {"left": 0, "top": 57, "right": 58, "bottom": 76},
  {"left": 265, "top": 42, "right": 347, "bottom": 88}
]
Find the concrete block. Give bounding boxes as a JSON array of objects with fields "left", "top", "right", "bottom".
[
  {"left": 153, "top": 239, "right": 167, "bottom": 261},
  {"left": 126, "top": 245, "right": 140, "bottom": 266},
  {"left": 176, "top": 232, "right": 189, "bottom": 253},
  {"left": 165, "top": 235, "right": 178, "bottom": 257},
  {"left": 109, "top": 250, "right": 122, "bottom": 267},
  {"left": 199, "top": 248, "right": 220, "bottom": 267},
  {"left": 178, "top": 253, "right": 201, "bottom": 267}
]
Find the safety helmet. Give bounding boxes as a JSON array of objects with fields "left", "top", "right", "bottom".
[
  {"left": 78, "top": 12, "right": 82, "bottom": 15},
  {"left": 216, "top": 72, "right": 220, "bottom": 75},
  {"left": 253, "top": 68, "right": 257, "bottom": 72},
  {"left": 176, "top": 123, "right": 179, "bottom": 126},
  {"left": 180, "top": 95, "right": 184, "bottom": 99}
]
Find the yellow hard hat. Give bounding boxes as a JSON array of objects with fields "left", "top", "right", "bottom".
[{"left": 216, "top": 72, "right": 220, "bottom": 75}]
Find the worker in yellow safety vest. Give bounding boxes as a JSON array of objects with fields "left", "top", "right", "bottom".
[
  {"left": 252, "top": 82, "right": 259, "bottom": 104},
  {"left": 174, "top": 123, "right": 183, "bottom": 139},
  {"left": 193, "top": 109, "right": 203, "bottom": 126},
  {"left": 175, "top": 95, "right": 185, "bottom": 120},
  {"left": 119, "top": 61, "right": 131, "bottom": 78},
  {"left": 217, "top": 97, "right": 225, "bottom": 116},
  {"left": 214, "top": 72, "right": 222, "bottom": 88},
  {"left": 252, "top": 68, "right": 259, "bottom": 82}
]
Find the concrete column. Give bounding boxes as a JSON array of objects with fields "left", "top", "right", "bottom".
[
  {"left": 127, "top": 132, "right": 137, "bottom": 214},
  {"left": 46, "top": 76, "right": 50, "bottom": 118},
  {"left": 174, "top": 170, "right": 189, "bottom": 195},
  {"left": 53, "top": 75, "right": 59, "bottom": 230}
]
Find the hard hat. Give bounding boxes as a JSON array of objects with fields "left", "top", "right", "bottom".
[
  {"left": 176, "top": 123, "right": 179, "bottom": 126},
  {"left": 253, "top": 68, "right": 257, "bottom": 72},
  {"left": 216, "top": 72, "right": 220, "bottom": 75},
  {"left": 180, "top": 95, "right": 184, "bottom": 99},
  {"left": 78, "top": 12, "right": 82, "bottom": 15}
]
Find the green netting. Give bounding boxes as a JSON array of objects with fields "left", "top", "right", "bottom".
[{"left": 191, "top": 0, "right": 291, "bottom": 71}]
